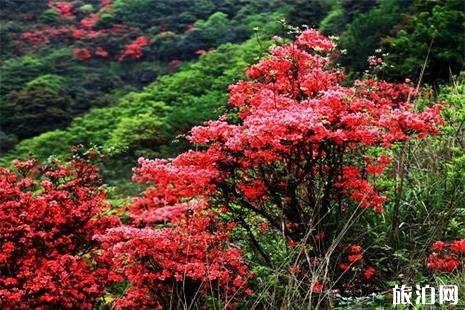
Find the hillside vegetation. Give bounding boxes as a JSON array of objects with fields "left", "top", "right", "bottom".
[{"left": 0, "top": 0, "right": 464, "bottom": 309}]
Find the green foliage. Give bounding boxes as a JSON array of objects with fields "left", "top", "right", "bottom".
[
  {"left": 384, "top": 0, "right": 465, "bottom": 82},
  {"left": 0, "top": 55, "right": 47, "bottom": 96},
  {"left": 0, "top": 132, "right": 18, "bottom": 153},
  {"left": 1, "top": 84, "right": 71, "bottom": 141},
  {"left": 2, "top": 38, "right": 269, "bottom": 188},
  {"left": 195, "top": 12, "right": 232, "bottom": 46},
  {"left": 338, "top": 0, "right": 403, "bottom": 73},
  {"left": 38, "top": 8, "right": 61, "bottom": 25},
  {"left": 25, "top": 74, "right": 67, "bottom": 92},
  {"left": 0, "top": 0, "right": 290, "bottom": 154},
  {"left": 286, "top": 0, "right": 334, "bottom": 28},
  {"left": 0, "top": 50, "right": 127, "bottom": 149},
  {"left": 0, "top": 0, "right": 48, "bottom": 19},
  {"left": 364, "top": 74, "right": 465, "bottom": 284},
  {"left": 314, "top": 0, "right": 378, "bottom": 36},
  {"left": 341, "top": 0, "right": 378, "bottom": 23},
  {"left": 0, "top": 21, "right": 21, "bottom": 59},
  {"left": 112, "top": 0, "right": 215, "bottom": 31},
  {"left": 104, "top": 100, "right": 170, "bottom": 157},
  {"left": 177, "top": 12, "right": 233, "bottom": 58},
  {"left": 319, "top": 4, "right": 346, "bottom": 35}
]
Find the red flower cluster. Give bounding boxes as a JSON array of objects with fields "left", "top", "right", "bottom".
[
  {"left": 48, "top": 1, "right": 73, "bottom": 18},
  {"left": 338, "top": 244, "right": 376, "bottom": 286},
  {"left": 427, "top": 238, "right": 465, "bottom": 273},
  {"left": 368, "top": 56, "right": 383, "bottom": 66},
  {"left": 81, "top": 14, "right": 99, "bottom": 28},
  {"left": 95, "top": 151, "right": 251, "bottom": 308},
  {"left": 73, "top": 47, "right": 92, "bottom": 60},
  {"left": 363, "top": 267, "right": 375, "bottom": 280},
  {"left": 118, "top": 36, "right": 150, "bottom": 62},
  {"left": 339, "top": 244, "right": 364, "bottom": 270},
  {"left": 19, "top": 1, "right": 148, "bottom": 62},
  {"left": 188, "top": 28, "right": 442, "bottom": 216},
  {"left": 0, "top": 158, "right": 119, "bottom": 309},
  {"left": 296, "top": 29, "right": 335, "bottom": 51},
  {"left": 95, "top": 47, "right": 109, "bottom": 58},
  {"left": 451, "top": 239, "right": 465, "bottom": 254},
  {"left": 168, "top": 59, "right": 183, "bottom": 72}
]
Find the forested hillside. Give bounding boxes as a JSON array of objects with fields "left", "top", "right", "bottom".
[
  {"left": 1, "top": 0, "right": 287, "bottom": 151},
  {"left": 1, "top": 0, "right": 464, "bottom": 309}
]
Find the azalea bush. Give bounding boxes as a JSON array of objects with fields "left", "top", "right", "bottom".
[
  {"left": 0, "top": 28, "right": 456, "bottom": 309},
  {"left": 0, "top": 152, "right": 120, "bottom": 309},
  {"left": 97, "top": 151, "right": 252, "bottom": 309},
  {"left": 20, "top": 0, "right": 151, "bottom": 63},
  {"left": 119, "top": 29, "right": 444, "bottom": 307}
]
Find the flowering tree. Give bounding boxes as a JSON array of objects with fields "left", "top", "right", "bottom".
[
  {"left": 124, "top": 29, "right": 443, "bottom": 298},
  {"left": 0, "top": 154, "right": 119, "bottom": 309},
  {"left": 97, "top": 151, "right": 252, "bottom": 309}
]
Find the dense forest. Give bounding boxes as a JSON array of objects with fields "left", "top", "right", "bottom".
[{"left": 0, "top": 0, "right": 464, "bottom": 309}]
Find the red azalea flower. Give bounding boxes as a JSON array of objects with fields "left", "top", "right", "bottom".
[
  {"left": 432, "top": 241, "right": 447, "bottom": 251},
  {"left": 364, "top": 267, "right": 375, "bottom": 279}
]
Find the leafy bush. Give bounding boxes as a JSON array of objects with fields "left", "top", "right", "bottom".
[{"left": 384, "top": 0, "right": 465, "bottom": 82}]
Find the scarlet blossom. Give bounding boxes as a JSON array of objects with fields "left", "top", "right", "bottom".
[
  {"left": 239, "top": 179, "right": 267, "bottom": 200},
  {"left": 289, "top": 265, "right": 301, "bottom": 274},
  {"left": 49, "top": 1, "right": 73, "bottom": 17},
  {"left": 95, "top": 47, "right": 109, "bottom": 57},
  {"left": 363, "top": 267, "right": 375, "bottom": 279},
  {"left": 339, "top": 263, "right": 350, "bottom": 271},
  {"left": 348, "top": 254, "right": 363, "bottom": 263},
  {"left": 118, "top": 36, "right": 150, "bottom": 62},
  {"left": 350, "top": 245, "right": 362, "bottom": 254},
  {"left": 296, "top": 28, "right": 335, "bottom": 51},
  {"left": 314, "top": 231, "right": 326, "bottom": 241},
  {"left": 450, "top": 239, "right": 465, "bottom": 254},
  {"left": 427, "top": 238, "right": 464, "bottom": 273},
  {"left": 73, "top": 47, "right": 92, "bottom": 60},
  {"left": 260, "top": 223, "right": 269, "bottom": 235},
  {"left": 287, "top": 240, "right": 300, "bottom": 247},
  {"left": 18, "top": 1, "right": 137, "bottom": 61},
  {"left": 195, "top": 49, "right": 208, "bottom": 55},
  {"left": 115, "top": 29, "right": 444, "bottom": 306},
  {"left": 72, "top": 28, "right": 87, "bottom": 40},
  {"left": 312, "top": 279, "right": 324, "bottom": 293},
  {"left": 368, "top": 56, "right": 383, "bottom": 66},
  {"left": 81, "top": 14, "right": 99, "bottom": 28},
  {"left": 168, "top": 59, "right": 183, "bottom": 72},
  {"left": 432, "top": 240, "right": 447, "bottom": 251},
  {"left": 0, "top": 156, "right": 119, "bottom": 309},
  {"left": 101, "top": 0, "right": 112, "bottom": 6},
  {"left": 96, "top": 149, "right": 251, "bottom": 308},
  {"left": 427, "top": 253, "right": 460, "bottom": 273}
]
